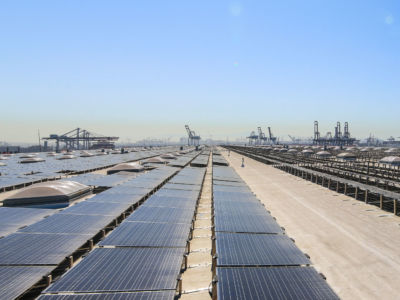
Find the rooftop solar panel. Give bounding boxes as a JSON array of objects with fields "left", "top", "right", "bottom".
[
  {"left": 213, "top": 201, "right": 267, "bottom": 216},
  {"left": 216, "top": 267, "right": 339, "bottom": 300},
  {"left": 0, "top": 224, "right": 22, "bottom": 238},
  {"left": 213, "top": 180, "right": 247, "bottom": 187},
  {"left": 143, "top": 195, "right": 197, "bottom": 209},
  {"left": 157, "top": 188, "right": 199, "bottom": 199},
  {"left": 100, "top": 221, "right": 190, "bottom": 248},
  {"left": 214, "top": 214, "right": 283, "bottom": 234},
  {"left": 45, "top": 248, "right": 185, "bottom": 293},
  {"left": 127, "top": 206, "right": 194, "bottom": 224},
  {"left": 0, "top": 266, "right": 54, "bottom": 300},
  {"left": 163, "top": 183, "right": 201, "bottom": 191},
  {"left": 104, "top": 186, "right": 153, "bottom": 194},
  {"left": 0, "top": 207, "right": 54, "bottom": 225},
  {"left": 20, "top": 213, "right": 115, "bottom": 235},
  {"left": 87, "top": 193, "right": 146, "bottom": 204},
  {"left": 89, "top": 175, "right": 133, "bottom": 187},
  {"left": 215, "top": 232, "right": 311, "bottom": 266},
  {"left": 38, "top": 291, "right": 176, "bottom": 300},
  {"left": 60, "top": 201, "right": 132, "bottom": 217},
  {"left": 0, "top": 233, "right": 88, "bottom": 265},
  {"left": 213, "top": 185, "right": 252, "bottom": 193}
]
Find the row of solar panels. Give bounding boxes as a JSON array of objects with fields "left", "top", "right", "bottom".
[
  {"left": 190, "top": 152, "right": 210, "bottom": 167},
  {"left": 168, "top": 152, "right": 201, "bottom": 168},
  {"left": 0, "top": 147, "right": 186, "bottom": 191},
  {"left": 212, "top": 155, "right": 229, "bottom": 166},
  {"left": 212, "top": 165, "right": 339, "bottom": 300},
  {"left": 39, "top": 166, "right": 207, "bottom": 299},
  {"left": 0, "top": 166, "right": 179, "bottom": 299}
]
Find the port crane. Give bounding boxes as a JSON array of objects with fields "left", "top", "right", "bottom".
[
  {"left": 185, "top": 125, "right": 201, "bottom": 146},
  {"left": 268, "top": 127, "right": 277, "bottom": 144},
  {"left": 42, "top": 128, "right": 119, "bottom": 152},
  {"left": 257, "top": 127, "right": 268, "bottom": 145}
]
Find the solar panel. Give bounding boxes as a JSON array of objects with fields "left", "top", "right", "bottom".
[
  {"left": 38, "top": 291, "right": 176, "bottom": 300},
  {"left": 60, "top": 201, "right": 132, "bottom": 217},
  {"left": 216, "top": 267, "right": 339, "bottom": 300},
  {"left": 0, "top": 233, "right": 88, "bottom": 265},
  {"left": 104, "top": 186, "right": 153, "bottom": 194},
  {"left": 213, "top": 191, "right": 259, "bottom": 203},
  {"left": 213, "top": 201, "right": 267, "bottom": 216},
  {"left": 214, "top": 214, "right": 283, "bottom": 234},
  {"left": 100, "top": 221, "right": 190, "bottom": 248},
  {"left": 45, "top": 248, "right": 185, "bottom": 293},
  {"left": 87, "top": 193, "right": 146, "bottom": 204},
  {"left": 0, "top": 207, "right": 54, "bottom": 225},
  {"left": 157, "top": 188, "right": 199, "bottom": 199},
  {"left": 20, "top": 214, "right": 115, "bottom": 235},
  {"left": 127, "top": 206, "right": 194, "bottom": 224},
  {"left": 0, "top": 266, "right": 54, "bottom": 300},
  {"left": 213, "top": 180, "right": 247, "bottom": 187},
  {"left": 213, "top": 185, "right": 252, "bottom": 193},
  {"left": 143, "top": 195, "right": 197, "bottom": 209},
  {"left": 0, "top": 224, "right": 22, "bottom": 238},
  {"left": 169, "top": 176, "right": 203, "bottom": 185},
  {"left": 89, "top": 175, "right": 133, "bottom": 187},
  {"left": 163, "top": 183, "right": 201, "bottom": 191},
  {"left": 215, "top": 232, "right": 310, "bottom": 266}
]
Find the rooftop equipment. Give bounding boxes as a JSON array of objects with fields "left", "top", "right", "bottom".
[{"left": 3, "top": 181, "right": 91, "bottom": 207}]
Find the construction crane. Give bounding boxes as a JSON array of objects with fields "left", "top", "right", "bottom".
[
  {"left": 185, "top": 125, "right": 201, "bottom": 146},
  {"left": 42, "top": 128, "right": 119, "bottom": 152},
  {"left": 257, "top": 127, "right": 268, "bottom": 145},
  {"left": 268, "top": 127, "right": 277, "bottom": 144}
]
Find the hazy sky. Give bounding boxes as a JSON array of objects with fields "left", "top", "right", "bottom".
[{"left": 1, "top": 1, "right": 399, "bottom": 143}]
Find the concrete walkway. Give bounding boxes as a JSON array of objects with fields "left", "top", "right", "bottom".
[{"left": 223, "top": 149, "right": 400, "bottom": 300}]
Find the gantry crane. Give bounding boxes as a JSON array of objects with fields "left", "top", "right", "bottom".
[
  {"left": 257, "top": 127, "right": 268, "bottom": 145},
  {"left": 185, "top": 125, "right": 201, "bottom": 146},
  {"left": 42, "top": 128, "right": 119, "bottom": 152},
  {"left": 268, "top": 127, "right": 277, "bottom": 144}
]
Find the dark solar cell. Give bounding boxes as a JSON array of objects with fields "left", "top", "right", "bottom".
[
  {"left": 127, "top": 206, "right": 194, "bottom": 224},
  {"left": 216, "top": 267, "right": 339, "bottom": 300},
  {"left": 216, "top": 233, "right": 310, "bottom": 266},
  {"left": 100, "top": 221, "right": 190, "bottom": 247},
  {"left": 87, "top": 193, "right": 145, "bottom": 204},
  {"left": 38, "top": 291, "right": 175, "bottom": 300},
  {"left": 0, "top": 233, "right": 88, "bottom": 265},
  {"left": 45, "top": 248, "right": 184, "bottom": 293},
  {"left": 60, "top": 201, "right": 132, "bottom": 217},
  {"left": 0, "top": 266, "right": 54, "bottom": 300},
  {"left": 143, "top": 195, "right": 197, "bottom": 209},
  {"left": 20, "top": 214, "right": 115, "bottom": 235},
  {"left": 214, "top": 214, "right": 283, "bottom": 234}
]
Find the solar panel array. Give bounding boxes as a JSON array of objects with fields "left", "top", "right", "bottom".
[
  {"left": 41, "top": 165, "right": 206, "bottom": 298},
  {"left": 0, "top": 165, "right": 181, "bottom": 299},
  {"left": 0, "top": 147, "right": 187, "bottom": 192},
  {"left": 212, "top": 164, "right": 339, "bottom": 299}
]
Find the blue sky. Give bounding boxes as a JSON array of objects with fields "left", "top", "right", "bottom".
[{"left": 1, "top": 1, "right": 399, "bottom": 143}]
